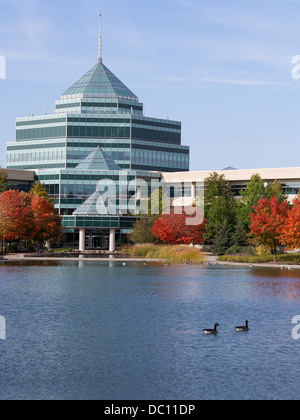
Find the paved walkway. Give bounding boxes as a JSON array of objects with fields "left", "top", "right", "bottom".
[{"left": 206, "top": 254, "right": 300, "bottom": 270}]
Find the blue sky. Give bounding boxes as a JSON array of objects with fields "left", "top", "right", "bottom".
[{"left": 1, "top": 0, "right": 300, "bottom": 170}]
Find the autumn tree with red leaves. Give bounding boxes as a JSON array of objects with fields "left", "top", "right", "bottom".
[
  {"left": 152, "top": 213, "right": 207, "bottom": 245},
  {"left": 0, "top": 190, "right": 33, "bottom": 242},
  {"left": 30, "top": 193, "right": 64, "bottom": 245},
  {"left": 250, "top": 196, "right": 291, "bottom": 260},
  {"left": 279, "top": 197, "right": 300, "bottom": 250},
  {"left": 0, "top": 190, "right": 63, "bottom": 249}
]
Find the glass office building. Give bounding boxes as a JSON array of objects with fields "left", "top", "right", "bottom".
[
  {"left": 7, "top": 60, "right": 189, "bottom": 173},
  {"left": 5, "top": 27, "right": 189, "bottom": 249},
  {"left": 28, "top": 147, "right": 161, "bottom": 216}
]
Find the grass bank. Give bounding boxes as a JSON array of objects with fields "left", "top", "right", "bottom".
[
  {"left": 219, "top": 254, "right": 300, "bottom": 265},
  {"left": 122, "top": 244, "right": 206, "bottom": 264}
]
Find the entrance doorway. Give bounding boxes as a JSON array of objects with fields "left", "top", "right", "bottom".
[{"left": 87, "top": 231, "right": 108, "bottom": 250}]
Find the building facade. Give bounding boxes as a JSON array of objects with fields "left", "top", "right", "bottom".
[
  {"left": 7, "top": 62, "right": 189, "bottom": 173},
  {"left": 5, "top": 21, "right": 188, "bottom": 250},
  {"left": 5, "top": 169, "right": 35, "bottom": 192},
  {"left": 4, "top": 164, "right": 300, "bottom": 250}
]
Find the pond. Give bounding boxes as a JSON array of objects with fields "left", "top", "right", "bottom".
[{"left": 0, "top": 260, "right": 299, "bottom": 400}]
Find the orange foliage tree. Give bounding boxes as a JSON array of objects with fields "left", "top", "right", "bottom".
[
  {"left": 250, "top": 196, "right": 290, "bottom": 260},
  {"left": 29, "top": 193, "right": 63, "bottom": 245},
  {"left": 152, "top": 213, "right": 207, "bottom": 245},
  {"left": 279, "top": 197, "right": 300, "bottom": 250},
  {"left": 0, "top": 190, "right": 63, "bottom": 247},
  {"left": 0, "top": 190, "right": 33, "bottom": 241}
]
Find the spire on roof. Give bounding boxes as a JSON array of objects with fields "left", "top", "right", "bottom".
[
  {"left": 61, "top": 16, "right": 138, "bottom": 100},
  {"left": 98, "top": 14, "right": 102, "bottom": 63}
]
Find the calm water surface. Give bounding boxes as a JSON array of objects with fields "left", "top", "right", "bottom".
[{"left": 0, "top": 260, "right": 299, "bottom": 400}]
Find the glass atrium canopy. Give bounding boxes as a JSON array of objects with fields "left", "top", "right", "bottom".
[
  {"left": 73, "top": 189, "right": 121, "bottom": 216},
  {"left": 75, "top": 147, "right": 121, "bottom": 171}
]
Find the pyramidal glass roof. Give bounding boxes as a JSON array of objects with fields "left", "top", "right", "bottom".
[
  {"left": 76, "top": 147, "right": 121, "bottom": 171},
  {"left": 62, "top": 61, "right": 138, "bottom": 100},
  {"left": 73, "top": 189, "right": 121, "bottom": 216}
]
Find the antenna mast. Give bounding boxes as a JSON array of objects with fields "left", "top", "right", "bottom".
[{"left": 98, "top": 14, "right": 103, "bottom": 63}]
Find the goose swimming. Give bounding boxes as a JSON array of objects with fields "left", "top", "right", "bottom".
[
  {"left": 203, "top": 323, "right": 219, "bottom": 335},
  {"left": 235, "top": 320, "right": 249, "bottom": 332}
]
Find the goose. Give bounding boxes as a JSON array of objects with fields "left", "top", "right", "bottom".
[
  {"left": 235, "top": 320, "right": 249, "bottom": 332},
  {"left": 203, "top": 323, "right": 219, "bottom": 335}
]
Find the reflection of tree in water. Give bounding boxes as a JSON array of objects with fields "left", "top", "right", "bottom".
[{"left": 250, "top": 268, "right": 300, "bottom": 300}]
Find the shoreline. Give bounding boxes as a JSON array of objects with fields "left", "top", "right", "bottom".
[
  {"left": 1, "top": 253, "right": 300, "bottom": 270},
  {"left": 0, "top": 254, "right": 162, "bottom": 263},
  {"left": 206, "top": 255, "right": 300, "bottom": 270}
]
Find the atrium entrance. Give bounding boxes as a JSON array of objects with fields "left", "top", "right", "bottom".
[{"left": 87, "top": 231, "right": 108, "bottom": 250}]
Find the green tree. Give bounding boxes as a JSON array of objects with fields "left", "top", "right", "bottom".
[
  {"left": 266, "top": 179, "right": 287, "bottom": 203},
  {"left": 238, "top": 175, "right": 287, "bottom": 231},
  {"left": 31, "top": 180, "right": 53, "bottom": 203},
  {"left": 211, "top": 219, "right": 232, "bottom": 256},
  {"left": 231, "top": 218, "right": 248, "bottom": 247},
  {"left": 0, "top": 168, "right": 8, "bottom": 193},
  {"left": 204, "top": 173, "right": 237, "bottom": 242},
  {"left": 237, "top": 174, "right": 268, "bottom": 231},
  {"left": 129, "top": 217, "right": 158, "bottom": 244},
  {"left": 204, "top": 172, "right": 232, "bottom": 213}
]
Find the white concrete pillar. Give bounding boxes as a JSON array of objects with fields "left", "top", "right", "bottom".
[
  {"left": 79, "top": 228, "right": 86, "bottom": 252},
  {"left": 192, "top": 183, "right": 196, "bottom": 200},
  {"left": 109, "top": 229, "right": 116, "bottom": 252}
]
